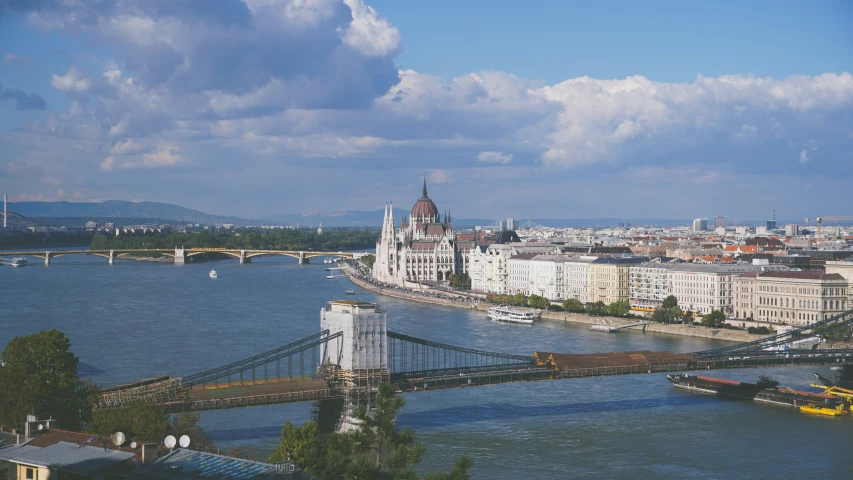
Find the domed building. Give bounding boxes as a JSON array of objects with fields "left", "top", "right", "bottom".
[{"left": 373, "top": 179, "right": 474, "bottom": 286}]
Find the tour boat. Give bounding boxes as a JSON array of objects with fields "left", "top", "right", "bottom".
[
  {"left": 209, "top": 269, "right": 218, "bottom": 279},
  {"left": 345, "top": 290, "right": 356, "bottom": 295},
  {"left": 9, "top": 257, "right": 27, "bottom": 267},
  {"left": 487, "top": 306, "right": 535, "bottom": 325}
]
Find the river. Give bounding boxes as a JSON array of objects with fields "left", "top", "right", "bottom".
[{"left": 2, "top": 254, "right": 851, "bottom": 479}]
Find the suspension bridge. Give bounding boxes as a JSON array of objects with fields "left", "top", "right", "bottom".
[
  {"left": 0, "top": 248, "right": 357, "bottom": 265},
  {"left": 97, "top": 302, "right": 853, "bottom": 426}
]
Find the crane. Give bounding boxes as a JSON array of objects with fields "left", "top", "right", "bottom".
[{"left": 804, "top": 216, "right": 853, "bottom": 248}]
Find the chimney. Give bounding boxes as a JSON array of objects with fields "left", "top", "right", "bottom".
[{"left": 3, "top": 193, "right": 7, "bottom": 228}]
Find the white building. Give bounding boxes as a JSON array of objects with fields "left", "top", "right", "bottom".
[
  {"left": 668, "top": 263, "right": 790, "bottom": 315},
  {"left": 734, "top": 271, "right": 849, "bottom": 325},
  {"left": 563, "top": 256, "right": 598, "bottom": 303},
  {"left": 629, "top": 263, "right": 675, "bottom": 311},
  {"left": 692, "top": 218, "right": 708, "bottom": 232}
]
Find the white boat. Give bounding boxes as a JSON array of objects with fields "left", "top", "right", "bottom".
[
  {"left": 209, "top": 269, "right": 218, "bottom": 279},
  {"left": 487, "top": 306, "right": 535, "bottom": 325},
  {"left": 10, "top": 257, "right": 27, "bottom": 267}
]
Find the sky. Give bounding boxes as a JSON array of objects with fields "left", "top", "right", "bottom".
[{"left": 0, "top": 0, "right": 851, "bottom": 222}]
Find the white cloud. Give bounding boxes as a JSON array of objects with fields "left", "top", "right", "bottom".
[
  {"left": 799, "top": 149, "right": 810, "bottom": 163},
  {"left": 340, "top": 0, "right": 401, "bottom": 57},
  {"left": 427, "top": 169, "right": 453, "bottom": 184},
  {"left": 476, "top": 151, "right": 513, "bottom": 164},
  {"left": 100, "top": 146, "right": 185, "bottom": 171},
  {"left": 3, "top": 52, "right": 32, "bottom": 64}
]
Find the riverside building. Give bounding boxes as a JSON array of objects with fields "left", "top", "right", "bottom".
[{"left": 734, "top": 271, "right": 849, "bottom": 325}]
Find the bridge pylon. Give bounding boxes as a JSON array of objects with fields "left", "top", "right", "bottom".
[
  {"left": 298, "top": 251, "right": 310, "bottom": 264},
  {"left": 319, "top": 300, "right": 388, "bottom": 432},
  {"left": 44, "top": 252, "right": 51, "bottom": 266},
  {"left": 174, "top": 247, "right": 185, "bottom": 265},
  {"left": 109, "top": 249, "right": 115, "bottom": 265}
]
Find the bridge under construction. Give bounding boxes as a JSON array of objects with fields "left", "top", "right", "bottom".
[{"left": 97, "top": 301, "right": 853, "bottom": 430}]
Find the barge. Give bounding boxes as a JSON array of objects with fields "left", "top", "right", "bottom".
[
  {"left": 754, "top": 387, "right": 844, "bottom": 410},
  {"left": 666, "top": 373, "right": 778, "bottom": 400}
]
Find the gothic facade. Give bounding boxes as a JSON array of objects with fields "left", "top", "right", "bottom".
[{"left": 373, "top": 181, "right": 473, "bottom": 286}]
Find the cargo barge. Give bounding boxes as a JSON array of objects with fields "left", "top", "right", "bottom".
[
  {"left": 666, "top": 373, "right": 778, "bottom": 400},
  {"left": 754, "top": 387, "right": 844, "bottom": 410}
]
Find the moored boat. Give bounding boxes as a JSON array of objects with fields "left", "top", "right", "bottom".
[
  {"left": 487, "top": 306, "right": 535, "bottom": 325},
  {"left": 666, "top": 374, "right": 778, "bottom": 400},
  {"left": 345, "top": 290, "right": 356, "bottom": 295},
  {"left": 800, "top": 404, "right": 848, "bottom": 416},
  {"left": 10, "top": 257, "right": 27, "bottom": 267}
]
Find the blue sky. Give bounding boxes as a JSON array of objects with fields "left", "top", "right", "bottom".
[{"left": 0, "top": 0, "right": 851, "bottom": 221}]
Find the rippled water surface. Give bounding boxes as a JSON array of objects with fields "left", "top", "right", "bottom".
[{"left": 2, "top": 255, "right": 851, "bottom": 479}]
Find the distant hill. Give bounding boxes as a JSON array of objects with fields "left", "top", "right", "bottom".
[
  {"left": 9, "top": 201, "right": 260, "bottom": 226},
  {"left": 1, "top": 211, "right": 41, "bottom": 228}
]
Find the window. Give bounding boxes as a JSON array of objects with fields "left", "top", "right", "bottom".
[{"left": 26, "top": 469, "right": 35, "bottom": 480}]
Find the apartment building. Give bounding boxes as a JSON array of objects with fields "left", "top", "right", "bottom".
[
  {"left": 825, "top": 260, "right": 853, "bottom": 301},
  {"left": 734, "top": 271, "right": 849, "bottom": 325},
  {"left": 629, "top": 263, "right": 675, "bottom": 310},
  {"left": 588, "top": 257, "right": 649, "bottom": 305},
  {"left": 507, "top": 254, "right": 538, "bottom": 295},
  {"left": 469, "top": 244, "right": 513, "bottom": 294},
  {"left": 668, "top": 263, "right": 790, "bottom": 315},
  {"left": 563, "top": 256, "right": 598, "bottom": 303},
  {"left": 529, "top": 254, "right": 568, "bottom": 300}
]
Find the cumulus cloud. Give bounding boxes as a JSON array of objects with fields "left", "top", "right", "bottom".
[
  {"left": 476, "top": 151, "right": 513, "bottom": 164},
  {"left": 2, "top": 0, "right": 852, "bottom": 217},
  {"left": 0, "top": 83, "right": 47, "bottom": 110},
  {"left": 799, "top": 149, "right": 810, "bottom": 163}
]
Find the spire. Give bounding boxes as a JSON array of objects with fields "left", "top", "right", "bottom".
[{"left": 422, "top": 175, "right": 428, "bottom": 197}]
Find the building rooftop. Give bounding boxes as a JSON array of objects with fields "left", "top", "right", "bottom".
[
  {"left": 0, "top": 441, "right": 134, "bottom": 474},
  {"left": 758, "top": 271, "right": 846, "bottom": 281},
  {"left": 140, "top": 448, "right": 285, "bottom": 480}
]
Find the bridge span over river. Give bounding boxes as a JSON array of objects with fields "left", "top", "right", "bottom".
[
  {"left": 98, "top": 303, "right": 853, "bottom": 425},
  {"left": 0, "top": 248, "right": 357, "bottom": 265}
]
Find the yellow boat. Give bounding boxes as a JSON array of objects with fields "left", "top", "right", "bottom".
[{"left": 799, "top": 404, "right": 849, "bottom": 416}]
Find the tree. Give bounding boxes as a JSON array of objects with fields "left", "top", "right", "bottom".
[
  {"left": 562, "top": 298, "right": 584, "bottom": 313},
  {"left": 701, "top": 310, "right": 726, "bottom": 328},
  {"left": 0, "top": 330, "right": 93, "bottom": 430},
  {"left": 606, "top": 300, "right": 629, "bottom": 317},
  {"left": 510, "top": 293, "right": 528, "bottom": 307},
  {"left": 268, "top": 383, "right": 471, "bottom": 479},
  {"left": 662, "top": 295, "right": 679, "bottom": 310},
  {"left": 527, "top": 294, "right": 550, "bottom": 310},
  {"left": 585, "top": 301, "right": 607, "bottom": 317},
  {"left": 87, "top": 402, "right": 169, "bottom": 443},
  {"left": 681, "top": 310, "right": 694, "bottom": 324}
]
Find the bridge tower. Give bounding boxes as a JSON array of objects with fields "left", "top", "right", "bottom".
[
  {"left": 108, "top": 249, "right": 115, "bottom": 265},
  {"left": 298, "top": 251, "right": 310, "bottom": 264},
  {"left": 318, "top": 300, "right": 388, "bottom": 432}
]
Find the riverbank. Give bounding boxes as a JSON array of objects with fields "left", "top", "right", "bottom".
[{"left": 347, "top": 269, "right": 766, "bottom": 343}]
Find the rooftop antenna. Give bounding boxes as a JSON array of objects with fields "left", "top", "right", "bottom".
[
  {"left": 179, "top": 435, "right": 191, "bottom": 448},
  {"left": 163, "top": 435, "right": 177, "bottom": 450}
]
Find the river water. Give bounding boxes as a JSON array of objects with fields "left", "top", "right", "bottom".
[{"left": 2, "top": 254, "right": 851, "bottom": 479}]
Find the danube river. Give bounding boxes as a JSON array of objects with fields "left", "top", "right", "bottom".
[{"left": 2, "top": 255, "right": 851, "bottom": 479}]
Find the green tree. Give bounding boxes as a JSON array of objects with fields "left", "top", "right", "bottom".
[
  {"left": 527, "top": 294, "right": 550, "bottom": 310},
  {"left": 362, "top": 254, "right": 376, "bottom": 267},
  {"left": 87, "top": 402, "right": 169, "bottom": 442},
  {"left": 585, "top": 301, "right": 607, "bottom": 317},
  {"left": 662, "top": 295, "right": 679, "bottom": 310},
  {"left": 561, "top": 298, "right": 584, "bottom": 313},
  {"left": 606, "top": 300, "right": 629, "bottom": 317},
  {"left": 701, "top": 310, "right": 726, "bottom": 327},
  {"left": 268, "top": 383, "right": 471, "bottom": 479},
  {"left": 510, "top": 293, "right": 528, "bottom": 307},
  {"left": 0, "top": 330, "right": 93, "bottom": 430},
  {"left": 168, "top": 412, "right": 215, "bottom": 452}
]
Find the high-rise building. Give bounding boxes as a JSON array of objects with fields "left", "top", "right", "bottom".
[
  {"left": 692, "top": 218, "right": 708, "bottom": 232},
  {"left": 785, "top": 224, "right": 800, "bottom": 236},
  {"left": 506, "top": 217, "right": 515, "bottom": 230},
  {"left": 714, "top": 216, "right": 727, "bottom": 229}
]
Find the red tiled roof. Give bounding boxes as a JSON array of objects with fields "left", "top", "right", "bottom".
[{"left": 425, "top": 224, "right": 445, "bottom": 236}]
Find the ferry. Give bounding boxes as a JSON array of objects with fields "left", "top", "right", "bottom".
[
  {"left": 209, "top": 269, "right": 218, "bottom": 279},
  {"left": 487, "top": 306, "right": 535, "bottom": 325}
]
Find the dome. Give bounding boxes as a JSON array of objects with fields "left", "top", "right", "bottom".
[{"left": 411, "top": 179, "right": 439, "bottom": 222}]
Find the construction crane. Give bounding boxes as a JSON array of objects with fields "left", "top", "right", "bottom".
[{"left": 804, "top": 216, "right": 853, "bottom": 248}]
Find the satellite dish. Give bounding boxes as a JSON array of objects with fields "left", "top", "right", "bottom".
[
  {"left": 37, "top": 424, "right": 44, "bottom": 431},
  {"left": 179, "top": 435, "right": 190, "bottom": 448},
  {"left": 130, "top": 441, "right": 138, "bottom": 449},
  {"left": 164, "top": 435, "right": 176, "bottom": 449},
  {"left": 112, "top": 432, "right": 126, "bottom": 446}
]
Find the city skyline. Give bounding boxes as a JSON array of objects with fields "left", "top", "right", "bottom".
[{"left": 1, "top": 1, "right": 852, "bottom": 219}]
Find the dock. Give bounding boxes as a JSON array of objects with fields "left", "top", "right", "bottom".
[{"left": 590, "top": 321, "right": 648, "bottom": 333}]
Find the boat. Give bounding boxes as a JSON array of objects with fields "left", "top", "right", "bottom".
[
  {"left": 799, "top": 404, "right": 849, "bottom": 416},
  {"left": 487, "top": 306, "right": 535, "bottom": 325},
  {"left": 209, "top": 269, "right": 218, "bottom": 279},
  {"left": 326, "top": 275, "right": 335, "bottom": 279},
  {"left": 9, "top": 257, "right": 27, "bottom": 267},
  {"left": 666, "top": 374, "right": 778, "bottom": 400},
  {"left": 755, "top": 387, "right": 844, "bottom": 410},
  {"left": 345, "top": 290, "right": 356, "bottom": 295}
]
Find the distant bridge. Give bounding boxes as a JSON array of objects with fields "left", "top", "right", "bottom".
[
  {"left": 0, "top": 248, "right": 358, "bottom": 265},
  {"left": 97, "top": 306, "right": 853, "bottom": 415}
]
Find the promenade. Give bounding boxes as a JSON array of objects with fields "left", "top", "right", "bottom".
[{"left": 344, "top": 264, "right": 765, "bottom": 343}]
